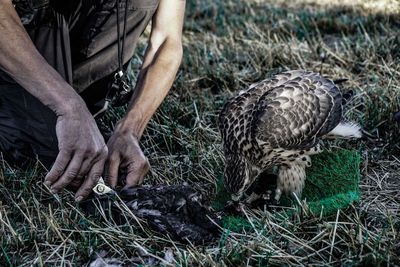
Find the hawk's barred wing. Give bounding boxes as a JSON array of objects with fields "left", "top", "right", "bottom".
[
  {"left": 252, "top": 70, "right": 343, "bottom": 150},
  {"left": 218, "top": 71, "right": 304, "bottom": 153}
]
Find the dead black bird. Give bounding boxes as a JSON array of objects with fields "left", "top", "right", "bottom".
[{"left": 80, "top": 182, "right": 222, "bottom": 245}]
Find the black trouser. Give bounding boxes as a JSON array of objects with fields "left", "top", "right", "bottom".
[{"left": 0, "top": 0, "right": 159, "bottom": 167}]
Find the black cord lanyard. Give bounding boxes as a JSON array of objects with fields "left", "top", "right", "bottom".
[
  {"left": 116, "top": 0, "right": 128, "bottom": 77},
  {"left": 94, "top": 0, "right": 130, "bottom": 118}
]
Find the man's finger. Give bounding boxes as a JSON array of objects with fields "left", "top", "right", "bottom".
[
  {"left": 124, "top": 160, "right": 149, "bottom": 189},
  {"left": 138, "top": 162, "right": 149, "bottom": 185},
  {"left": 75, "top": 159, "right": 105, "bottom": 202},
  {"left": 105, "top": 155, "right": 120, "bottom": 189},
  {"left": 50, "top": 154, "right": 84, "bottom": 193},
  {"left": 76, "top": 157, "right": 92, "bottom": 180},
  {"left": 68, "top": 157, "right": 92, "bottom": 189},
  {"left": 124, "top": 172, "right": 140, "bottom": 189},
  {"left": 45, "top": 149, "right": 71, "bottom": 187}
]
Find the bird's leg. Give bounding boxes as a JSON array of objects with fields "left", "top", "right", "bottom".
[
  {"left": 274, "top": 166, "right": 286, "bottom": 204},
  {"left": 275, "top": 163, "right": 306, "bottom": 204}
]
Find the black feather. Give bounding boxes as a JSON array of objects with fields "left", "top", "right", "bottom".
[
  {"left": 333, "top": 78, "right": 349, "bottom": 84},
  {"left": 394, "top": 111, "right": 400, "bottom": 127}
]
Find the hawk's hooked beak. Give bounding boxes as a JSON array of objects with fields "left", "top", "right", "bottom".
[{"left": 231, "top": 193, "right": 242, "bottom": 201}]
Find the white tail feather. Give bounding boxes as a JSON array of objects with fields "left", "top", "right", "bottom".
[{"left": 327, "top": 122, "right": 362, "bottom": 139}]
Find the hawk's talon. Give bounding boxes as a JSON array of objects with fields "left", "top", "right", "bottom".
[{"left": 224, "top": 200, "right": 249, "bottom": 216}]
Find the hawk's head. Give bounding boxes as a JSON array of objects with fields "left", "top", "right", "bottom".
[{"left": 223, "top": 154, "right": 259, "bottom": 200}]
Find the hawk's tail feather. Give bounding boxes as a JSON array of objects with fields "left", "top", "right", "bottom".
[
  {"left": 327, "top": 121, "right": 363, "bottom": 139},
  {"left": 328, "top": 120, "right": 383, "bottom": 144}
]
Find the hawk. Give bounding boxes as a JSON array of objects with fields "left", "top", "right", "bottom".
[{"left": 218, "top": 70, "right": 372, "bottom": 203}]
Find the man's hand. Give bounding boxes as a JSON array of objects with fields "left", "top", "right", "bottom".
[
  {"left": 44, "top": 106, "right": 108, "bottom": 201},
  {"left": 105, "top": 121, "right": 150, "bottom": 189}
]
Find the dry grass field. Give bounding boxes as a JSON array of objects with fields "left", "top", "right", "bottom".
[{"left": 1, "top": 0, "right": 400, "bottom": 266}]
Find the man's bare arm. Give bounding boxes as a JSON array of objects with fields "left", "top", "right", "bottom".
[
  {"left": 0, "top": 0, "right": 107, "bottom": 201},
  {"left": 0, "top": 0, "right": 83, "bottom": 114},
  {"left": 106, "top": 0, "right": 185, "bottom": 188},
  {"left": 117, "top": 0, "right": 185, "bottom": 137}
]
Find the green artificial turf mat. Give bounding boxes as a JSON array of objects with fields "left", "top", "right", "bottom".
[
  {"left": 212, "top": 149, "right": 361, "bottom": 226},
  {"left": 280, "top": 149, "right": 360, "bottom": 215}
]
